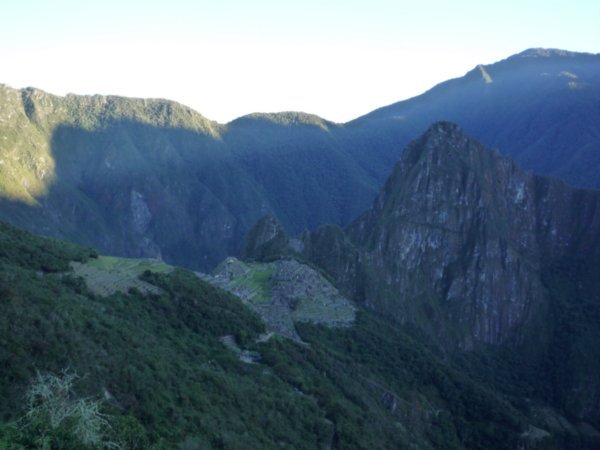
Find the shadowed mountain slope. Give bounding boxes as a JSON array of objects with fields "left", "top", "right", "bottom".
[
  {"left": 266, "top": 122, "right": 600, "bottom": 429},
  {"left": 2, "top": 215, "right": 599, "bottom": 448},
  {"left": 352, "top": 48, "right": 600, "bottom": 189},
  {"left": 0, "top": 86, "right": 375, "bottom": 269},
  {"left": 0, "top": 49, "right": 598, "bottom": 270}
]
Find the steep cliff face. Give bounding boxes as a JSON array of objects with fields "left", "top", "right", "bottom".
[
  {"left": 347, "top": 122, "right": 543, "bottom": 346},
  {"left": 304, "top": 122, "right": 600, "bottom": 350},
  {"left": 288, "top": 122, "right": 600, "bottom": 426}
]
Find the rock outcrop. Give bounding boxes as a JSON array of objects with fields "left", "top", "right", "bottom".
[{"left": 242, "top": 215, "right": 290, "bottom": 261}]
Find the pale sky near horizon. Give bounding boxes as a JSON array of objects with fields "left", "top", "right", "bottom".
[{"left": 1, "top": 0, "right": 598, "bottom": 123}]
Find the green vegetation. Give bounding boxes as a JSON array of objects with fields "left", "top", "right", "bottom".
[
  {"left": 71, "top": 256, "right": 172, "bottom": 297},
  {"left": 235, "top": 263, "right": 273, "bottom": 303},
  {"left": 4, "top": 219, "right": 585, "bottom": 448},
  {"left": 84, "top": 256, "right": 172, "bottom": 273},
  {"left": 231, "top": 112, "right": 335, "bottom": 129},
  {"left": 291, "top": 316, "right": 523, "bottom": 449},
  {"left": 0, "top": 220, "right": 335, "bottom": 448},
  {"left": 454, "top": 258, "right": 600, "bottom": 450},
  {"left": 0, "top": 84, "right": 378, "bottom": 271},
  {"left": 0, "top": 220, "right": 97, "bottom": 272}
]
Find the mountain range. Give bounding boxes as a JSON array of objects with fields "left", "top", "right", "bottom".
[
  {"left": 0, "top": 47, "right": 599, "bottom": 448},
  {"left": 1, "top": 48, "right": 599, "bottom": 270},
  {"left": 1, "top": 121, "right": 598, "bottom": 448}
]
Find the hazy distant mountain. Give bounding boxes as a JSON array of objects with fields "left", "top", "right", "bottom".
[
  {"left": 0, "top": 48, "right": 598, "bottom": 269},
  {"left": 352, "top": 48, "right": 600, "bottom": 189}
]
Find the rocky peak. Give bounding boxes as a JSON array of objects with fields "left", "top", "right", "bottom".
[
  {"left": 242, "top": 215, "right": 290, "bottom": 261},
  {"left": 348, "top": 123, "right": 540, "bottom": 346},
  {"left": 356, "top": 121, "right": 532, "bottom": 246},
  {"left": 387, "top": 121, "right": 494, "bottom": 177},
  {"left": 310, "top": 122, "right": 600, "bottom": 349}
]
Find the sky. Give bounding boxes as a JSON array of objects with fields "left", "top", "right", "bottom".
[{"left": 1, "top": 0, "right": 599, "bottom": 123}]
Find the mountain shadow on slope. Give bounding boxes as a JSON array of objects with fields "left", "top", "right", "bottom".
[
  {"left": 0, "top": 115, "right": 376, "bottom": 270},
  {"left": 1, "top": 49, "right": 599, "bottom": 270}
]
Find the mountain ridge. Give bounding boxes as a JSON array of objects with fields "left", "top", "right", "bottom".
[
  {"left": 361, "top": 47, "right": 600, "bottom": 120},
  {"left": 1, "top": 48, "right": 599, "bottom": 270},
  {"left": 5, "top": 47, "right": 598, "bottom": 127},
  {"left": 0, "top": 83, "right": 377, "bottom": 269}
]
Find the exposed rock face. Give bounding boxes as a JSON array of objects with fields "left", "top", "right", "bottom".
[
  {"left": 130, "top": 189, "right": 152, "bottom": 234},
  {"left": 300, "top": 224, "right": 362, "bottom": 297},
  {"left": 348, "top": 122, "right": 542, "bottom": 346},
  {"left": 306, "top": 122, "right": 600, "bottom": 349},
  {"left": 242, "top": 215, "right": 290, "bottom": 261}
]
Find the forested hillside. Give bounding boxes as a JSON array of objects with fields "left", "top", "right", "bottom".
[{"left": 4, "top": 219, "right": 595, "bottom": 448}]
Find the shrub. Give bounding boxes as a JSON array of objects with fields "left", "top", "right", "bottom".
[{"left": 22, "top": 370, "right": 119, "bottom": 449}]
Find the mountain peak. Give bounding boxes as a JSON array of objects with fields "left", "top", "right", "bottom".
[
  {"left": 242, "top": 215, "right": 290, "bottom": 262},
  {"left": 414, "top": 121, "right": 471, "bottom": 155},
  {"left": 347, "top": 125, "right": 541, "bottom": 345},
  {"left": 422, "top": 120, "right": 462, "bottom": 136},
  {"left": 368, "top": 121, "right": 506, "bottom": 227},
  {"left": 515, "top": 47, "right": 592, "bottom": 58},
  {"left": 343, "top": 124, "right": 600, "bottom": 348},
  {"left": 399, "top": 121, "right": 485, "bottom": 169},
  {"left": 229, "top": 111, "right": 333, "bottom": 130}
]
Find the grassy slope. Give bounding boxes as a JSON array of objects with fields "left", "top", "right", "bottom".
[{"left": 71, "top": 255, "right": 172, "bottom": 297}]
